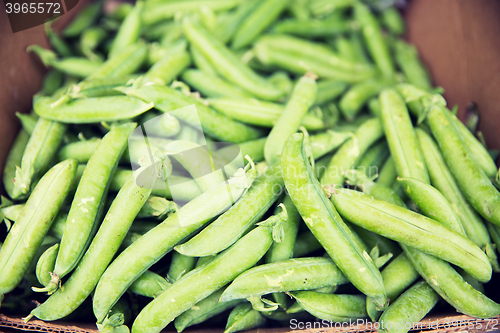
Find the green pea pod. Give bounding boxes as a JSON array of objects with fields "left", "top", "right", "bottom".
[
  {"left": 129, "top": 270, "right": 171, "bottom": 298},
  {"left": 131, "top": 219, "right": 279, "bottom": 333},
  {"left": 216, "top": 0, "right": 263, "bottom": 43},
  {"left": 345, "top": 169, "right": 405, "bottom": 207},
  {"left": 426, "top": 103, "right": 500, "bottom": 227},
  {"left": 366, "top": 253, "right": 419, "bottom": 322},
  {"left": 174, "top": 163, "right": 283, "bottom": 257},
  {"left": 356, "top": 140, "right": 389, "bottom": 172},
  {"left": 217, "top": 137, "right": 266, "bottom": 164},
  {"left": 321, "top": 117, "right": 384, "bottom": 186},
  {"left": 267, "top": 71, "right": 294, "bottom": 97},
  {"left": 3, "top": 129, "right": 29, "bottom": 200},
  {"left": 57, "top": 138, "right": 101, "bottom": 163},
  {"left": 397, "top": 177, "right": 466, "bottom": 234},
  {"left": 314, "top": 79, "right": 347, "bottom": 106},
  {"left": 70, "top": 75, "right": 138, "bottom": 98},
  {"left": 224, "top": 303, "right": 266, "bottom": 333},
  {"left": 40, "top": 69, "right": 64, "bottom": 96},
  {"left": 0, "top": 159, "right": 77, "bottom": 298},
  {"left": 167, "top": 252, "right": 197, "bottom": 282},
  {"left": 282, "top": 133, "right": 387, "bottom": 308},
  {"left": 144, "top": 47, "right": 191, "bottom": 86},
  {"left": 334, "top": 35, "right": 361, "bottom": 63},
  {"left": 208, "top": 97, "right": 324, "bottom": 130},
  {"left": 378, "top": 281, "right": 438, "bottom": 333},
  {"left": 376, "top": 156, "right": 397, "bottom": 187},
  {"left": 330, "top": 188, "right": 492, "bottom": 283},
  {"left": 16, "top": 112, "right": 38, "bottom": 135},
  {"left": 63, "top": 1, "right": 102, "bottom": 37},
  {"left": 339, "top": 77, "right": 393, "bottom": 121},
  {"left": 308, "top": 130, "right": 352, "bottom": 160},
  {"left": 93, "top": 165, "right": 257, "bottom": 323},
  {"left": 34, "top": 244, "right": 59, "bottom": 289},
  {"left": 182, "top": 69, "right": 252, "bottom": 98},
  {"left": 265, "top": 73, "right": 317, "bottom": 165},
  {"left": 309, "top": 0, "right": 355, "bottom": 17},
  {"left": 379, "top": 88, "right": 430, "bottom": 183},
  {"left": 289, "top": 291, "right": 367, "bottom": 322},
  {"left": 48, "top": 212, "right": 68, "bottom": 240},
  {"left": 124, "top": 83, "right": 264, "bottom": 143},
  {"left": 88, "top": 42, "right": 148, "bottom": 79},
  {"left": 45, "top": 23, "right": 73, "bottom": 57},
  {"left": 394, "top": 40, "right": 431, "bottom": 91},
  {"left": 368, "top": 97, "right": 381, "bottom": 116},
  {"left": 190, "top": 45, "right": 217, "bottom": 75},
  {"left": 292, "top": 231, "right": 322, "bottom": 258},
  {"left": 109, "top": 1, "right": 143, "bottom": 58},
  {"left": 221, "top": 257, "right": 348, "bottom": 301},
  {"left": 355, "top": 3, "right": 394, "bottom": 77},
  {"left": 80, "top": 26, "right": 108, "bottom": 62},
  {"left": 183, "top": 18, "right": 284, "bottom": 101},
  {"left": 272, "top": 17, "right": 351, "bottom": 37},
  {"left": 175, "top": 288, "right": 243, "bottom": 333},
  {"left": 381, "top": 6, "right": 405, "bottom": 36},
  {"left": 350, "top": 224, "right": 401, "bottom": 258},
  {"left": 29, "top": 176, "right": 154, "bottom": 321},
  {"left": 12, "top": 118, "right": 66, "bottom": 199},
  {"left": 232, "top": 0, "right": 288, "bottom": 49},
  {"left": 33, "top": 95, "right": 153, "bottom": 124}
]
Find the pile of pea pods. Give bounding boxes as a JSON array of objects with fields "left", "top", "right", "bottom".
[{"left": 2, "top": 0, "right": 500, "bottom": 332}]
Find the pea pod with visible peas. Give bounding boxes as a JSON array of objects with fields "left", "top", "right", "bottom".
[{"left": 282, "top": 133, "right": 387, "bottom": 309}]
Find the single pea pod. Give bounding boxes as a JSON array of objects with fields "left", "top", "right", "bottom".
[
  {"left": 232, "top": 0, "right": 288, "bottom": 49},
  {"left": 224, "top": 303, "right": 266, "bottom": 333},
  {"left": 397, "top": 177, "right": 466, "bottom": 234},
  {"left": 355, "top": 140, "right": 389, "bottom": 174},
  {"left": 40, "top": 69, "right": 64, "bottom": 96},
  {"left": 29, "top": 176, "right": 154, "bottom": 321},
  {"left": 321, "top": 117, "right": 384, "bottom": 186},
  {"left": 271, "top": 16, "right": 351, "bottom": 38},
  {"left": 33, "top": 94, "right": 153, "bottom": 124},
  {"left": 167, "top": 252, "right": 197, "bottom": 282},
  {"left": 394, "top": 39, "right": 431, "bottom": 91},
  {"left": 289, "top": 291, "right": 367, "bottom": 322},
  {"left": 379, "top": 88, "right": 429, "bottom": 183},
  {"left": 307, "top": 130, "right": 352, "bottom": 160},
  {"left": 34, "top": 243, "right": 59, "bottom": 289},
  {"left": 174, "top": 288, "right": 243, "bottom": 333},
  {"left": 47, "top": 212, "right": 68, "bottom": 240},
  {"left": 378, "top": 281, "right": 438, "bottom": 333},
  {"left": 80, "top": 26, "right": 107, "bottom": 62},
  {"left": 182, "top": 17, "right": 284, "bottom": 101},
  {"left": 425, "top": 103, "right": 500, "bottom": 227},
  {"left": 208, "top": 97, "right": 324, "bottom": 130},
  {"left": 217, "top": 137, "right": 267, "bottom": 164},
  {"left": 314, "top": 79, "right": 347, "bottom": 106},
  {"left": 282, "top": 133, "right": 387, "bottom": 308},
  {"left": 381, "top": 6, "right": 406, "bottom": 36},
  {"left": 63, "top": 1, "right": 101, "bottom": 37},
  {"left": 69, "top": 75, "right": 138, "bottom": 99},
  {"left": 221, "top": 257, "right": 348, "bottom": 302},
  {"left": 57, "top": 138, "right": 101, "bottom": 163},
  {"left": 16, "top": 112, "right": 38, "bottom": 134},
  {"left": 93, "top": 164, "right": 257, "bottom": 323},
  {"left": 137, "top": 196, "right": 176, "bottom": 220},
  {"left": 330, "top": 188, "right": 492, "bottom": 283},
  {"left": 0, "top": 159, "right": 77, "bottom": 299},
  {"left": 174, "top": 163, "right": 283, "bottom": 257},
  {"left": 12, "top": 118, "right": 66, "bottom": 199},
  {"left": 265, "top": 73, "right": 317, "bottom": 165},
  {"left": 182, "top": 69, "right": 251, "bottom": 99},
  {"left": 122, "top": 82, "right": 265, "bottom": 143},
  {"left": 376, "top": 156, "right": 397, "bottom": 187},
  {"left": 108, "top": 1, "right": 143, "bottom": 58},
  {"left": 131, "top": 219, "right": 280, "bottom": 333},
  {"left": 88, "top": 42, "right": 148, "bottom": 79},
  {"left": 216, "top": 0, "right": 263, "bottom": 43},
  {"left": 293, "top": 231, "right": 323, "bottom": 257},
  {"left": 129, "top": 270, "right": 171, "bottom": 298},
  {"left": 44, "top": 23, "right": 72, "bottom": 57},
  {"left": 144, "top": 47, "right": 191, "bottom": 86},
  {"left": 3, "top": 129, "right": 29, "bottom": 200},
  {"left": 190, "top": 45, "right": 217, "bottom": 75}
]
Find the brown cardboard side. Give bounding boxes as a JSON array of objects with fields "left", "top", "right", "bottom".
[{"left": 1, "top": 0, "right": 500, "bottom": 332}]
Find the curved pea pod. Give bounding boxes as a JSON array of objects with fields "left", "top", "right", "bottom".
[
  {"left": 339, "top": 77, "right": 393, "bottom": 121},
  {"left": 379, "top": 88, "right": 430, "bottom": 183},
  {"left": 63, "top": 1, "right": 101, "bottom": 37},
  {"left": 366, "top": 253, "right": 419, "bottom": 322},
  {"left": 167, "top": 252, "right": 196, "bottom": 282},
  {"left": 131, "top": 220, "right": 279, "bottom": 333},
  {"left": 293, "top": 231, "right": 323, "bottom": 257},
  {"left": 314, "top": 80, "right": 347, "bottom": 106},
  {"left": 174, "top": 163, "right": 283, "bottom": 257},
  {"left": 281, "top": 133, "right": 387, "bottom": 308},
  {"left": 144, "top": 47, "right": 191, "bottom": 86},
  {"left": 109, "top": 1, "right": 142, "bottom": 58},
  {"left": 265, "top": 73, "right": 317, "bottom": 165},
  {"left": 123, "top": 83, "right": 264, "bottom": 143},
  {"left": 29, "top": 176, "right": 154, "bottom": 321},
  {"left": 221, "top": 257, "right": 348, "bottom": 302},
  {"left": 34, "top": 243, "right": 59, "bottom": 289},
  {"left": 330, "top": 188, "right": 492, "bottom": 283},
  {"left": 397, "top": 177, "right": 466, "bottom": 234},
  {"left": 379, "top": 281, "right": 438, "bottom": 333},
  {"left": 232, "top": 0, "right": 288, "bottom": 49},
  {"left": 57, "top": 138, "right": 101, "bottom": 163},
  {"left": 88, "top": 42, "right": 148, "bottom": 79},
  {"left": 3, "top": 129, "right": 29, "bottom": 200},
  {"left": 12, "top": 118, "right": 66, "bottom": 199},
  {"left": 182, "top": 69, "right": 251, "bottom": 99},
  {"left": 394, "top": 40, "right": 431, "bottom": 91},
  {"left": 129, "top": 271, "right": 171, "bottom": 298},
  {"left": 93, "top": 165, "right": 257, "bottom": 323},
  {"left": 289, "top": 291, "right": 367, "bottom": 322},
  {"left": 355, "top": 3, "right": 394, "bottom": 77},
  {"left": 425, "top": 103, "right": 500, "bottom": 227},
  {"left": 224, "top": 303, "right": 266, "bottom": 333},
  {"left": 208, "top": 97, "right": 324, "bottom": 130},
  {"left": 52, "top": 123, "right": 137, "bottom": 285},
  {"left": 321, "top": 117, "right": 384, "bottom": 186},
  {"left": 33, "top": 95, "right": 153, "bottom": 124},
  {"left": 175, "top": 288, "right": 242, "bottom": 333},
  {"left": 0, "top": 159, "right": 77, "bottom": 298},
  {"left": 403, "top": 245, "right": 500, "bottom": 318},
  {"left": 183, "top": 18, "right": 284, "bottom": 101}
]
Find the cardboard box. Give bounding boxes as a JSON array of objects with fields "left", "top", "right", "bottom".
[{"left": 0, "top": 0, "right": 499, "bottom": 331}]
